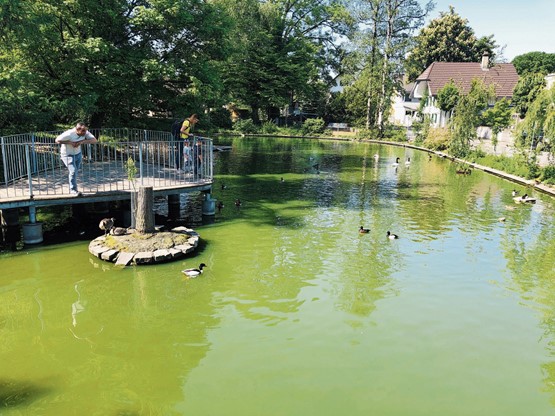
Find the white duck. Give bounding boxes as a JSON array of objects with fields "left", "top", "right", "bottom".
[
  {"left": 182, "top": 263, "right": 207, "bottom": 278},
  {"left": 392, "top": 157, "right": 400, "bottom": 167}
]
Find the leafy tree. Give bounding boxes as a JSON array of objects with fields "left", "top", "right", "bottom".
[
  {"left": 437, "top": 79, "right": 460, "bottom": 113},
  {"left": 0, "top": 0, "right": 230, "bottom": 130},
  {"left": 219, "top": 0, "right": 351, "bottom": 124},
  {"left": 345, "top": 0, "right": 432, "bottom": 133},
  {"left": 512, "top": 52, "right": 555, "bottom": 76},
  {"left": 481, "top": 99, "right": 512, "bottom": 150},
  {"left": 405, "top": 6, "right": 497, "bottom": 81},
  {"left": 449, "top": 78, "right": 494, "bottom": 157},
  {"left": 515, "top": 86, "right": 555, "bottom": 158},
  {"left": 512, "top": 73, "right": 546, "bottom": 118}
]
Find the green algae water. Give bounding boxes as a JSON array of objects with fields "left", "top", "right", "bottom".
[{"left": 1, "top": 137, "right": 555, "bottom": 415}]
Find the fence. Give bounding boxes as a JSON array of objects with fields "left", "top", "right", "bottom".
[{"left": 0, "top": 128, "right": 213, "bottom": 199}]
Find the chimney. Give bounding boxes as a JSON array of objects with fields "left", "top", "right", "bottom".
[{"left": 481, "top": 52, "right": 490, "bottom": 71}]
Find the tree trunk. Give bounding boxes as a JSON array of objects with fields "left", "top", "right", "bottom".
[{"left": 135, "top": 186, "right": 155, "bottom": 234}]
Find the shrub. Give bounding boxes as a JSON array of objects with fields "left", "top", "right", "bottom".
[
  {"left": 383, "top": 126, "right": 408, "bottom": 142},
  {"left": 301, "top": 118, "right": 326, "bottom": 136},
  {"left": 540, "top": 165, "right": 555, "bottom": 185},
  {"left": 233, "top": 118, "right": 258, "bottom": 134},
  {"left": 261, "top": 121, "right": 279, "bottom": 134},
  {"left": 422, "top": 127, "right": 450, "bottom": 151}
]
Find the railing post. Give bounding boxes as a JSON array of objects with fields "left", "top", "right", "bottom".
[
  {"left": 31, "top": 133, "right": 37, "bottom": 173},
  {"left": 1, "top": 137, "right": 8, "bottom": 185},
  {"left": 138, "top": 142, "right": 144, "bottom": 185},
  {"left": 25, "top": 144, "right": 34, "bottom": 197}
]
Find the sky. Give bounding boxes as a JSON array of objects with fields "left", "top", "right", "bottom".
[{"left": 426, "top": 0, "right": 555, "bottom": 62}]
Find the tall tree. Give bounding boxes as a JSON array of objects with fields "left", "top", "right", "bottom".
[
  {"left": 512, "top": 52, "right": 555, "bottom": 76},
  {"left": 344, "top": 0, "right": 431, "bottom": 132},
  {"left": 219, "top": 0, "right": 351, "bottom": 123},
  {"left": 0, "top": 0, "right": 230, "bottom": 130},
  {"left": 405, "top": 6, "right": 497, "bottom": 81}
]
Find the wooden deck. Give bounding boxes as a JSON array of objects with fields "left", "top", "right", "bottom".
[{"left": 0, "top": 160, "right": 213, "bottom": 209}]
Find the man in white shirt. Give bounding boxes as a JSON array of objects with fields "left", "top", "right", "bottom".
[{"left": 55, "top": 122, "right": 97, "bottom": 195}]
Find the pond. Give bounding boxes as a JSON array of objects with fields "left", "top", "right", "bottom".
[{"left": 1, "top": 137, "right": 555, "bottom": 415}]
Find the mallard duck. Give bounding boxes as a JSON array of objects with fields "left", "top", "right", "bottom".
[
  {"left": 182, "top": 263, "right": 207, "bottom": 278},
  {"left": 99, "top": 217, "right": 115, "bottom": 235},
  {"left": 359, "top": 226, "right": 370, "bottom": 234},
  {"left": 392, "top": 157, "right": 400, "bottom": 167},
  {"left": 387, "top": 231, "right": 399, "bottom": 240}
]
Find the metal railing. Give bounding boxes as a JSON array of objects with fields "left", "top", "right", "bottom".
[{"left": 0, "top": 128, "right": 213, "bottom": 199}]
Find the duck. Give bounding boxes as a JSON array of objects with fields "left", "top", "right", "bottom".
[
  {"left": 234, "top": 199, "right": 242, "bottom": 208},
  {"left": 392, "top": 157, "right": 400, "bottom": 167},
  {"left": 373, "top": 154, "right": 379, "bottom": 160},
  {"left": 405, "top": 157, "right": 411, "bottom": 166},
  {"left": 182, "top": 263, "right": 207, "bottom": 278},
  {"left": 387, "top": 231, "right": 399, "bottom": 240},
  {"left": 221, "top": 183, "right": 227, "bottom": 190},
  {"left": 217, "top": 201, "right": 224, "bottom": 213},
  {"left": 280, "top": 177, "right": 285, "bottom": 183},
  {"left": 110, "top": 226, "right": 128, "bottom": 236},
  {"left": 359, "top": 226, "right": 370, "bottom": 234},
  {"left": 511, "top": 189, "right": 518, "bottom": 197},
  {"left": 498, "top": 217, "right": 506, "bottom": 222},
  {"left": 99, "top": 217, "right": 115, "bottom": 235}
]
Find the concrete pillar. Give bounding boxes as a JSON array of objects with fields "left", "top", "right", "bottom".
[
  {"left": 168, "top": 194, "right": 181, "bottom": 220},
  {"left": 22, "top": 222, "right": 43, "bottom": 244},
  {"left": 202, "top": 193, "right": 216, "bottom": 216}
]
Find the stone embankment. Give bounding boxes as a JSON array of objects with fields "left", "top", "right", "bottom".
[{"left": 89, "top": 226, "right": 200, "bottom": 266}]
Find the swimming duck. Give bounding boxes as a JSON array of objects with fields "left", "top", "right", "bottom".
[
  {"left": 280, "top": 177, "right": 285, "bottom": 183},
  {"left": 511, "top": 189, "right": 518, "bottom": 197},
  {"left": 182, "top": 263, "right": 207, "bottom": 278},
  {"left": 373, "top": 154, "right": 379, "bottom": 160},
  {"left": 221, "top": 183, "right": 227, "bottom": 190},
  {"left": 234, "top": 199, "right": 242, "bottom": 208},
  {"left": 359, "top": 226, "right": 370, "bottom": 234},
  {"left": 387, "top": 231, "right": 399, "bottom": 240},
  {"left": 217, "top": 201, "right": 224, "bottom": 213},
  {"left": 99, "top": 217, "right": 115, "bottom": 235},
  {"left": 392, "top": 157, "right": 400, "bottom": 167}
]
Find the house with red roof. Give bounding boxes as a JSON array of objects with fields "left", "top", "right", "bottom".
[{"left": 391, "top": 54, "right": 520, "bottom": 127}]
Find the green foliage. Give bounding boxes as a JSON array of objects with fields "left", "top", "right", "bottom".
[
  {"left": 301, "top": 118, "right": 326, "bottom": 136},
  {"left": 449, "top": 79, "right": 494, "bottom": 157},
  {"left": 515, "top": 86, "right": 555, "bottom": 159},
  {"left": 437, "top": 80, "right": 460, "bottom": 112},
  {"left": 405, "top": 6, "right": 497, "bottom": 81},
  {"left": 261, "top": 121, "right": 279, "bottom": 134},
  {"left": 539, "top": 165, "right": 555, "bottom": 185},
  {"left": 422, "top": 126, "right": 450, "bottom": 151},
  {"left": 471, "top": 152, "right": 540, "bottom": 180},
  {"left": 233, "top": 118, "right": 258, "bottom": 134},
  {"left": 0, "top": 0, "right": 230, "bottom": 130},
  {"left": 512, "top": 73, "right": 546, "bottom": 118},
  {"left": 512, "top": 52, "right": 555, "bottom": 76},
  {"left": 481, "top": 99, "right": 512, "bottom": 148},
  {"left": 126, "top": 157, "right": 138, "bottom": 191},
  {"left": 382, "top": 126, "right": 408, "bottom": 142}
]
